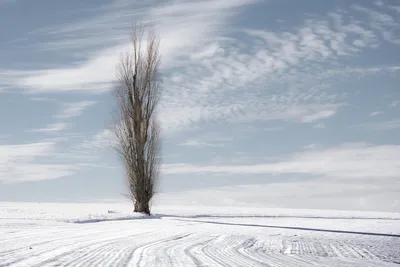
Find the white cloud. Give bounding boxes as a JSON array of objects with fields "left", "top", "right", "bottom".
[
  {"left": 155, "top": 181, "right": 400, "bottom": 212},
  {"left": 390, "top": 100, "right": 399, "bottom": 108},
  {"left": 179, "top": 132, "right": 232, "bottom": 147},
  {"left": 29, "top": 96, "right": 57, "bottom": 102},
  {"left": 154, "top": 5, "right": 399, "bottom": 132},
  {"left": 79, "top": 129, "right": 116, "bottom": 150},
  {"left": 263, "top": 126, "right": 284, "bottom": 132},
  {"left": 190, "top": 43, "right": 221, "bottom": 60},
  {"left": 162, "top": 143, "right": 400, "bottom": 180},
  {"left": 180, "top": 139, "right": 224, "bottom": 148},
  {"left": 44, "top": 129, "right": 119, "bottom": 167},
  {"left": 389, "top": 5, "right": 400, "bottom": 13},
  {"left": 0, "top": 141, "right": 77, "bottom": 182},
  {"left": 352, "top": 4, "right": 400, "bottom": 44},
  {"left": 30, "top": 123, "right": 69, "bottom": 133},
  {"left": 1, "top": 1, "right": 399, "bottom": 135},
  {"left": 304, "top": 143, "right": 321, "bottom": 150},
  {"left": 3, "top": 0, "right": 258, "bottom": 94},
  {"left": 0, "top": 142, "right": 54, "bottom": 162},
  {"left": 313, "top": 123, "right": 326, "bottom": 129},
  {"left": 369, "top": 111, "right": 383, "bottom": 116},
  {"left": 55, "top": 101, "right": 97, "bottom": 119},
  {"left": 301, "top": 110, "right": 336, "bottom": 123},
  {"left": 4, "top": 164, "right": 77, "bottom": 183}
]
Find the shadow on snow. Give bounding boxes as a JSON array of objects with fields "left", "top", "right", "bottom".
[{"left": 171, "top": 218, "right": 400, "bottom": 238}]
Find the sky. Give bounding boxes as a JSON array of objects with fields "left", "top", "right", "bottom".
[{"left": 0, "top": 0, "right": 399, "bottom": 212}]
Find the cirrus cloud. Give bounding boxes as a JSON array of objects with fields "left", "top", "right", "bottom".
[{"left": 162, "top": 143, "right": 400, "bottom": 180}]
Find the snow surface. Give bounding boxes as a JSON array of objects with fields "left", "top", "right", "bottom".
[{"left": 0, "top": 202, "right": 399, "bottom": 266}]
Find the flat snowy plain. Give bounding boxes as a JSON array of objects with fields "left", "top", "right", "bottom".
[{"left": 0, "top": 202, "right": 399, "bottom": 266}]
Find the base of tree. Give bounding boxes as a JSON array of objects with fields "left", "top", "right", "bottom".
[{"left": 134, "top": 201, "right": 151, "bottom": 215}]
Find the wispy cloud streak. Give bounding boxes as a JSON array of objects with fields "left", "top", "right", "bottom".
[{"left": 162, "top": 143, "right": 400, "bottom": 179}]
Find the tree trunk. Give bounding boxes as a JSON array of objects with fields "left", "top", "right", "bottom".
[
  {"left": 134, "top": 201, "right": 139, "bottom": 212},
  {"left": 134, "top": 200, "right": 150, "bottom": 215}
]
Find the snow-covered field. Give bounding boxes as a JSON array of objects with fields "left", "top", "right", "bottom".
[{"left": 1, "top": 202, "right": 399, "bottom": 266}]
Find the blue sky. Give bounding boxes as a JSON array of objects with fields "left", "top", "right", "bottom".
[{"left": 0, "top": 0, "right": 399, "bottom": 211}]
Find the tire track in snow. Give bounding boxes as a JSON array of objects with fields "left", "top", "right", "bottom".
[
  {"left": 183, "top": 235, "right": 219, "bottom": 266},
  {"left": 100, "top": 231, "right": 166, "bottom": 267},
  {"left": 114, "top": 233, "right": 178, "bottom": 267},
  {"left": 2, "top": 228, "right": 145, "bottom": 267},
  {"left": 220, "top": 235, "right": 264, "bottom": 266},
  {"left": 0, "top": 232, "right": 97, "bottom": 257},
  {"left": 76, "top": 237, "right": 139, "bottom": 267},
  {"left": 128, "top": 233, "right": 193, "bottom": 266},
  {"left": 191, "top": 236, "right": 230, "bottom": 267},
  {"left": 35, "top": 233, "right": 150, "bottom": 267},
  {"left": 0, "top": 226, "right": 127, "bottom": 260},
  {"left": 34, "top": 237, "right": 129, "bottom": 267},
  {"left": 200, "top": 235, "right": 264, "bottom": 267},
  {"left": 143, "top": 233, "right": 194, "bottom": 267},
  {"left": 229, "top": 237, "right": 390, "bottom": 267},
  {"left": 236, "top": 238, "right": 270, "bottom": 266},
  {"left": 239, "top": 238, "right": 311, "bottom": 267}
]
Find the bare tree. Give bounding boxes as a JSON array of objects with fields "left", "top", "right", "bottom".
[{"left": 113, "top": 26, "right": 162, "bottom": 215}]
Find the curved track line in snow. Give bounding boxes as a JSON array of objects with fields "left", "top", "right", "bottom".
[{"left": 183, "top": 235, "right": 219, "bottom": 266}]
